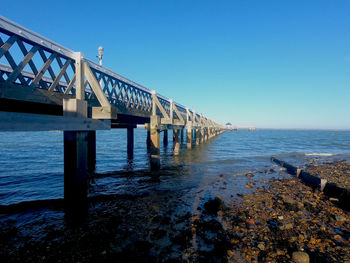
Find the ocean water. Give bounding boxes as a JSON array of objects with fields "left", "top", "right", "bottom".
[{"left": 0, "top": 129, "right": 349, "bottom": 206}]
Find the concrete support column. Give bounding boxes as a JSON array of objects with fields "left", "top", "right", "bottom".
[
  {"left": 63, "top": 98, "right": 89, "bottom": 206},
  {"left": 163, "top": 129, "right": 168, "bottom": 147},
  {"left": 180, "top": 129, "right": 184, "bottom": 143},
  {"left": 145, "top": 123, "right": 151, "bottom": 150},
  {"left": 173, "top": 129, "right": 180, "bottom": 155},
  {"left": 150, "top": 115, "right": 161, "bottom": 169},
  {"left": 127, "top": 127, "right": 134, "bottom": 158},
  {"left": 195, "top": 129, "right": 200, "bottom": 145},
  {"left": 87, "top": 131, "right": 96, "bottom": 173},
  {"left": 186, "top": 127, "right": 192, "bottom": 149},
  {"left": 64, "top": 131, "right": 89, "bottom": 205},
  {"left": 200, "top": 128, "right": 205, "bottom": 143}
]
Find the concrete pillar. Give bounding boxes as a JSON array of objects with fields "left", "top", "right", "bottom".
[
  {"left": 145, "top": 123, "right": 151, "bottom": 150},
  {"left": 150, "top": 115, "right": 161, "bottom": 169},
  {"left": 127, "top": 127, "right": 134, "bottom": 158},
  {"left": 163, "top": 129, "right": 168, "bottom": 147},
  {"left": 187, "top": 128, "right": 192, "bottom": 149},
  {"left": 200, "top": 128, "right": 205, "bottom": 143},
  {"left": 87, "top": 131, "right": 96, "bottom": 173},
  {"left": 195, "top": 129, "right": 200, "bottom": 145},
  {"left": 64, "top": 131, "right": 89, "bottom": 205},
  {"left": 63, "top": 98, "right": 89, "bottom": 206},
  {"left": 173, "top": 129, "right": 180, "bottom": 155},
  {"left": 180, "top": 129, "right": 184, "bottom": 143}
]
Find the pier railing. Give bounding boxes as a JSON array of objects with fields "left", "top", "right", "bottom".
[{"left": 0, "top": 16, "right": 223, "bottom": 129}]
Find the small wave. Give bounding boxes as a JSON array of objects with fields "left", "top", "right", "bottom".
[{"left": 303, "top": 153, "right": 335, "bottom": 157}]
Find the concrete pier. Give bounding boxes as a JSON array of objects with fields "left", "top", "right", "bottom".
[
  {"left": 173, "top": 129, "right": 180, "bottom": 155},
  {"left": 87, "top": 131, "right": 96, "bottom": 173},
  {"left": 145, "top": 123, "right": 151, "bottom": 150},
  {"left": 195, "top": 129, "right": 200, "bottom": 145},
  {"left": 127, "top": 127, "right": 134, "bottom": 158},
  {"left": 150, "top": 115, "right": 160, "bottom": 169},
  {"left": 163, "top": 129, "right": 168, "bottom": 146},
  {"left": 64, "top": 131, "right": 89, "bottom": 205},
  {"left": 186, "top": 125, "right": 192, "bottom": 149},
  {"left": 200, "top": 128, "right": 205, "bottom": 143}
]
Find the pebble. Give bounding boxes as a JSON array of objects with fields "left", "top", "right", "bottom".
[
  {"left": 257, "top": 242, "right": 265, "bottom": 251},
  {"left": 279, "top": 223, "right": 294, "bottom": 230},
  {"left": 292, "top": 251, "right": 309, "bottom": 263},
  {"left": 335, "top": 215, "right": 346, "bottom": 223}
]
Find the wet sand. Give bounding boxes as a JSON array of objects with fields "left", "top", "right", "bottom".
[{"left": 0, "top": 160, "right": 349, "bottom": 262}]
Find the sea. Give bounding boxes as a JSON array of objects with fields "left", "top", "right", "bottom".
[{"left": 0, "top": 129, "right": 350, "bottom": 207}]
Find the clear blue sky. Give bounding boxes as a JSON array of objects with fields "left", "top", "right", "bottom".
[{"left": 2, "top": 0, "right": 350, "bottom": 129}]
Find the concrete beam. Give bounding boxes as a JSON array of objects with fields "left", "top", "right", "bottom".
[{"left": 0, "top": 111, "right": 110, "bottom": 132}]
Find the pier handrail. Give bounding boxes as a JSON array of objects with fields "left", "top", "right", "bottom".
[{"left": 0, "top": 15, "right": 223, "bottom": 128}]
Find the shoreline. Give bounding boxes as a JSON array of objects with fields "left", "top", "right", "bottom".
[{"left": 0, "top": 160, "right": 349, "bottom": 262}]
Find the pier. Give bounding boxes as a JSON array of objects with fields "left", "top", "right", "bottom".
[{"left": 0, "top": 16, "right": 225, "bottom": 204}]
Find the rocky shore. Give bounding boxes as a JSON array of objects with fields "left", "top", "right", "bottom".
[{"left": 0, "top": 160, "right": 349, "bottom": 262}]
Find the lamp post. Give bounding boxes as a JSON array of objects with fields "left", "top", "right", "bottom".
[
  {"left": 97, "top": 46, "right": 104, "bottom": 88},
  {"left": 97, "top": 46, "right": 104, "bottom": 66}
]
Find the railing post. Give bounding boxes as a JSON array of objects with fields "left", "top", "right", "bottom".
[
  {"left": 75, "top": 52, "right": 84, "bottom": 100},
  {"left": 169, "top": 99, "right": 174, "bottom": 124}
]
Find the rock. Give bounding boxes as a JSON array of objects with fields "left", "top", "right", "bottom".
[
  {"left": 279, "top": 223, "right": 294, "bottom": 230},
  {"left": 245, "top": 218, "right": 255, "bottom": 226},
  {"left": 281, "top": 196, "right": 299, "bottom": 211},
  {"left": 257, "top": 242, "right": 265, "bottom": 251},
  {"left": 246, "top": 173, "right": 254, "bottom": 178},
  {"left": 335, "top": 215, "right": 346, "bottom": 223},
  {"left": 292, "top": 251, "right": 309, "bottom": 263},
  {"left": 203, "top": 196, "right": 225, "bottom": 215},
  {"left": 150, "top": 228, "right": 166, "bottom": 240}
]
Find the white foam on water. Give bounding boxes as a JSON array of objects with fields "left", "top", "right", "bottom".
[{"left": 303, "top": 153, "right": 335, "bottom": 156}]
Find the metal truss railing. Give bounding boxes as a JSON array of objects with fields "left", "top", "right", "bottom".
[{"left": 0, "top": 16, "right": 224, "bottom": 129}]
